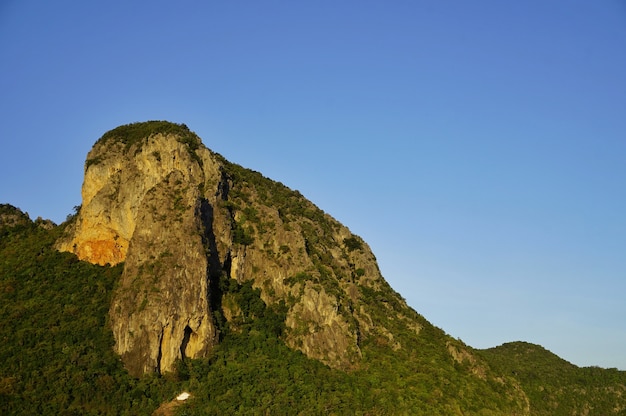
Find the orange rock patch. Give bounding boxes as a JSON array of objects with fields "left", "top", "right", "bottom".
[{"left": 76, "top": 239, "right": 127, "bottom": 266}]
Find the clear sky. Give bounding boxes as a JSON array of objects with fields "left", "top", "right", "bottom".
[{"left": 1, "top": 1, "right": 625, "bottom": 369}]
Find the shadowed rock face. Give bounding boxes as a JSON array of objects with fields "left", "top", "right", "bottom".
[
  {"left": 109, "top": 170, "right": 219, "bottom": 376},
  {"left": 56, "top": 121, "right": 404, "bottom": 376}
]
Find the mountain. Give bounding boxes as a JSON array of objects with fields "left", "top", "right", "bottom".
[
  {"left": 1, "top": 121, "right": 625, "bottom": 415},
  {"left": 55, "top": 120, "right": 380, "bottom": 376}
]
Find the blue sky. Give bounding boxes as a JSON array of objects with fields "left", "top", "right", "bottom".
[{"left": 1, "top": 1, "right": 625, "bottom": 369}]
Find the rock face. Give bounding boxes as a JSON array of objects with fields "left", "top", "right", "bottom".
[
  {"left": 57, "top": 121, "right": 393, "bottom": 376},
  {"left": 58, "top": 123, "right": 223, "bottom": 376}
]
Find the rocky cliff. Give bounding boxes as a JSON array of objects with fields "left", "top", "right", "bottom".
[
  {"left": 57, "top": 121, "right": 396, "bottom": 376},
  {"left": 57, "top": 123, "right": 220, "bottom": 375}
]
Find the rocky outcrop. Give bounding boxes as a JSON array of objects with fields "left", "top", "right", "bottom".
[
  {"left": 57, "top": 123, "right": 224, "bottom": 376},
  {"left": 56, "top": 127, "right": 219, "bottom": 267},
  {"left": 57, "top": 121, "right": 417, "bottom": 375},
  {"left": 109, "top": 170, "right": 219, "bottom": 376}
]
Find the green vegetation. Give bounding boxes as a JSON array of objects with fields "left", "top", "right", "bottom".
[
  {"left": 95, "top": 120, "right": 198, "bottom": 149},
  {"left": 88, "top": 121, "right": 204, "bottom": 167},
  {"left": 231, "top": 220, "right": 254, "bottom": 246},
  {"left": 173, "top": 307, "right": 527, "bottom": 415},
  {"left": 3, "top": 180, "right": 626, "bottom": 415},
  {"left": 0, "top": 216, "right": 180, "bottom": 415},
  {"left": 84, "top": 154, "right": 104, "bottom": 169},
  {"left": 0, "top": 203, "right": 31, "bottom": 228},
  {"left": 343, "top": 236, "right": 363, "bottom": 251},
  {"left": 0, "top": 212, "right": 524, "bottom": 415},
  {"left": 479, "top": 342, "right": 626, "bottom": 415},
  {"left": 218, "top": 279, "right": 287, "bottom": 337},
  {"left": 220, "top": 160, "right": 360, "bottom": 303},
  {"left": 221, "top": 161, "right": 333, "bottom": 227}
]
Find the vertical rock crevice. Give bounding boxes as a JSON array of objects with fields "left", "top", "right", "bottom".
[
  {"left": 156, "top": 327, "right": 164, "bottom": 375},
  {"left": 198, "top": 197, "right": 228, "bottom": 339},
  {"left": 180, "top": 325, "right": 193, "bottom": 362}
]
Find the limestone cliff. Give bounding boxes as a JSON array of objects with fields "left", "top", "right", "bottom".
[
  {"left": 57, "top": 121, "right": 393, "bottom": 375},
  {"left": 57, "top": 122, "right": 224, "bottom": 376}
]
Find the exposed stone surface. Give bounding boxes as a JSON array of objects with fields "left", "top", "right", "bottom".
[
  {"left": 55, "top": 121, "right": 434, "bottom": 375},
  {"left": 56, "top": 125, "right": 224, "bottom": 376},
  {"left": 110, "top": 170, "right": 218, "bottom": 376}
]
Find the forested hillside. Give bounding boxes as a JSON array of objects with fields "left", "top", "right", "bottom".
[
  {"left": 0, "top": 209, "right": 178, "bottom": 414},
  {"left": 3, "top": 212, "right": 625, "bottom": 415},
  {"left": 480, "top": 342, "right": 626, "bottom": 415},
  {"left": 1, "top": 207, "right": 524, "bottom": 415}
]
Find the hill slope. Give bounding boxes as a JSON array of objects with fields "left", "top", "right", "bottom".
[
  {"left": 480, "top": 342, "right": 626, "bottom": 415},
  {"left": 0, "top": 205, "right": 176, "bottom": 414}
]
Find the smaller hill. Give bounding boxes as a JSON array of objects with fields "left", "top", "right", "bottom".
[
  {"left": 480, "top": 341, "right": 626, "bottom": 415},
  {"left": 0, "top": 204, "right": 31, "bottom": 230}
]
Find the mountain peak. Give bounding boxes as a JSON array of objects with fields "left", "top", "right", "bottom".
[{"left": 57, "top": 121, "right": 215, "bottom": 266}]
